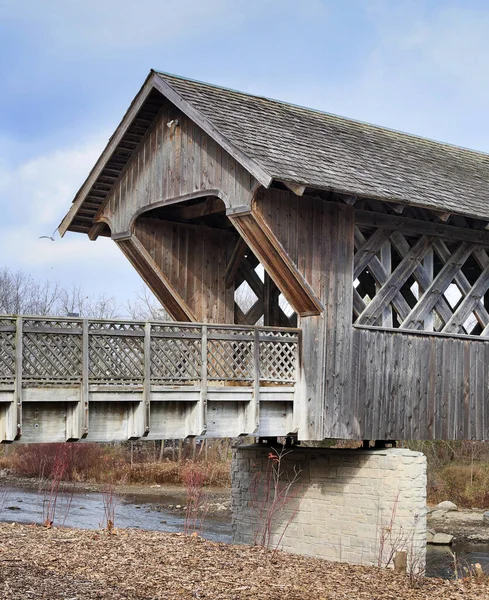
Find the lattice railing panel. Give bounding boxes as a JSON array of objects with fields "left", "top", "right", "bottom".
[
  {"left": 89, "top": 334, "right": 144, "bottom": 384},
  {"left": 353, "top": 224, "right": 489, "bottom": 337},
  {"left": 0, "top": 321, "right": 16, "bottom": 383},
  {"left": 151, "top": 337, "right": 201, "bottom": 383},
  {"left": 207, "top": 339, "right": 254, "bottom": 381},
  {"left": 0, "top": 317, "right": 299, "bottom": 389},
  {"left": 23, "top": 332, "right": 83, "bottom": 383},
  {"left": 260, "top": 340, "right": 297, "bottom": 382}
]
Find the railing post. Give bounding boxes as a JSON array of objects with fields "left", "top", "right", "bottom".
[
  {"left": 143, "top": 322, "right": 151, "bottom": 436},
  {"left": 81, "top": 319, "right": 89, "bottom": 437},
  {"left": 253, "top": 328, "right": 261, "bottom": 433},
  {"left": 14, "top": 316, "right": 23, "bottom": 440},
  {"left": 199, "top": 325, "right": 208, "bottom": 436}
]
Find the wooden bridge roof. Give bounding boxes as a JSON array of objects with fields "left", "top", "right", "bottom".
[{"left": 60, "top": 70, "right": 489, "bottom": 235}]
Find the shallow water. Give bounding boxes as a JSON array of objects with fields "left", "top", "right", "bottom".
[
  {"left": 426, "top": 541, "right": 489, "bottom": 579},
  {"left": 2, "top": 484, "right": 488, "bottom": 579},
  {"left": 0, "top": 484, "right": 232, "bottom": 543}
]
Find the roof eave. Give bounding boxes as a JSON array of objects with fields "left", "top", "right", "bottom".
[{"left": 58, "top": 71, "right": 273, "bottom": 237}]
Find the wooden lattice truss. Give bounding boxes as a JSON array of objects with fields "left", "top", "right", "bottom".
[
  {"left": 353, "top": 225, "right": 489, "bottom": 335},
  {"left": 226, "top": 240, "right": 297, "bottom": 328}
]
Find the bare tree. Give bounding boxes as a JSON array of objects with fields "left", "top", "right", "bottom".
[
  {"left": 0, "top": 268, "right": 118, "bottom": 319},
  {"left": 125, "top": 286, "right": 170, "bottom": 321},
  {"left": 56, "top": 285, "right": 118, "bottom": 319},
  {"left": 0, "top": 268, "right": 59, "bottom": 315}
]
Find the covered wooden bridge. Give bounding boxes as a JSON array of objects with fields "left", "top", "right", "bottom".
[{"left": 3, "top": 70, "right": 489, "bottom": 443}]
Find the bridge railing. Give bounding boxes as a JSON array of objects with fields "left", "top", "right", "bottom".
[{"left": 0, "top": 316, "right": 300, "bottom": 389}]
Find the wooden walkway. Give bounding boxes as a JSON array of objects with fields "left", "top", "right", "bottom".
[{"left": 0, "top": 316, "right": 299, "bottom": 443}]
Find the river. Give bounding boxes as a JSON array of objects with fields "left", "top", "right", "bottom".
[{"left": 1, "top": 483, "right": 487, "bottom": 579}]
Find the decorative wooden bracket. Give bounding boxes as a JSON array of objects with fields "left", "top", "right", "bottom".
[
  {"left": 115, "top": 234, "right": 197, "bottom": 322},
  {"left": 229, "top": 211, "right": 323, "bottom": 317}
]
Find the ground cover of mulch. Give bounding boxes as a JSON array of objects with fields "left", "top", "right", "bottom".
[{"left": 1, "top": 524, "right": 488, "bottom": 600}]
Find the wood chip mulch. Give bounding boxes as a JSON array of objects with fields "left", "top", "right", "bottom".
[{"left": 0, "top": 523, "right": 488, "bottom": 599}]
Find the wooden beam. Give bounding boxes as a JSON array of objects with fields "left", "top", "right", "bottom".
[
  {"left": 230, "top": 212, "right": 323, "bottom": 317},
  {"left": 431, "top": 210, "right": 451, "bottom": 222},
  {"left": 87, "top": 222, "right": 105, "bottom": 241},
  {"left": 281, "top": 181, "right": 306, "bottom": 196},
  {"left": 225, "top": 238, "right": 247, "bottom": 289},
  {"left": 391, "top": 204, "right": 405, "bottom": 214},
  {"left": 355, "top": 209, "right": 489, "bottom": 246},
  {"left": 443, "top": 265, "right": 489, "bottom": 333},
  {"left": 357, "top": 236, "right": 434, "bottom": 326},
  {"left": 163, "top": 197, "right": 225, "bottom": 221},
  {"left": 354, "top": 228, "right": 392, "bottom": 279},
  {"left": 437, "top": 242, "right": 489, "bottom": 330},
  {"left": 115, "top": 234, "right": 197, "bottom": 322},
  {"left": 389, "top": 232, "right": 453, "bottom": 327},
  {"left": 354, "top": 228, "right": 411, "bottom": 321},
  {"left": 238, "top": 257, "right": 265, "bottom": 301},
  {"left": 400, "top": 242, "right": 476, "bottom": 329}
]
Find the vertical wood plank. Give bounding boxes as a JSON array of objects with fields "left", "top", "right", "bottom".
[
  {"left": 14, "top": 316, "right": 23, "bottom": 440},
  {"left": 200, "top": 325, "right": 208, "bottom": 435},
  {"left": 81, "top": 318, "right": 89, "bottom": 437},
  {"left": 143, "top": 322, "right": 151, "bottom": 436}
]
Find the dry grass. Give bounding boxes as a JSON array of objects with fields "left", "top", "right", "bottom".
[
  {"left": 405, "top": 440, "right": 489, "bottom": 507},
  {"left": 0, "top": 523, "right": 487, "bottom": 599},
  {"left": 0, "top": 441, "right": 231, "bottom": 488}
]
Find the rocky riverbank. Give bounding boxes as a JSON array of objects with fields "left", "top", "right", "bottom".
[
  {"left": 1, "top": 523, "right": 488, "bottom": 599},
  {"left": 428, "top": 502, "right": 489, "bottom": 544}
]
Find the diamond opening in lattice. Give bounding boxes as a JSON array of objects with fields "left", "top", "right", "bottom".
[
  {"left": 444, "top": 283, "right": 462, "bottom": 309},
  {"left": 235, "top": 280, "right": 258, "bottom": 314},
  {"left": 464, "top": 314, "right": 479, "bottom": 335},
  {"left": 355, "top": 269, "right": 376, "bottom": 303},
  {"left": 279, "top": 293, "right": 295, "bottom": 318},
  {"left": 255, "top": 263, "right": 265, "bottom": 283}
]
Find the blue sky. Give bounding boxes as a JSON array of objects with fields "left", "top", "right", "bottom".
[{"left": 1, "top": 0, "right": 489, "bottom": 312}]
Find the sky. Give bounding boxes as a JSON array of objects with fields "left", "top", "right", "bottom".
[{"left": 1, "top": 0, "right": 489, "bottom": 314}]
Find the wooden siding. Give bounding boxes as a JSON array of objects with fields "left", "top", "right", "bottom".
[
  {"left": 253, "top": 188, "right": 356, "bottom": 440},
  {"left": 98, "top": 103, "right": 257, "bottom": 235},
  {"left": 134, "top": 218, "right": 235, "bottom": 323},
  {"left": 351, "top": 327, "right": 489, "bottom": 440}
]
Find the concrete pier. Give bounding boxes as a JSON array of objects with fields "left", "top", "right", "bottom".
[{"left": 232, "top": 445, "right": 426, "bottom": 572}]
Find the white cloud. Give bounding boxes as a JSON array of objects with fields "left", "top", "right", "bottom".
[{"left": 0, "top": 138, "right": 142, "bottom": 303}]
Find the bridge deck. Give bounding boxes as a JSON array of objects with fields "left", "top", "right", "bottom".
[{"left": 0, "top": 316, "right": 300, "bottom": 443}]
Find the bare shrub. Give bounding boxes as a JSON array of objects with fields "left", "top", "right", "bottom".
[
  {"left": 181, "top": 462, "right": 211, "bottom": 535},
  {"left": 251, "top": 446, "right": 303, "bottom": 553}
]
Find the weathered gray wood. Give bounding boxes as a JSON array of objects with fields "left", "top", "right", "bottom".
[
  {"left": 199, "top": 325, "right": 208, "bottom": 435},
  {"left": 357, "top": 236, "right": 433, "bottom": 326},
  {"left": 351, "top": 327, "right": 489, "bottom": 440},
  {"left": 443, "top": 265, "right": 489, "bottom": 333},
  {"left": 225, "top": 238, "right": 247, "bottom": 289},
  {"left": 353, "top": 228, "right": 392, "bottom": 279},
  {"left": 389, "top": 233, "right": 453, "bottom": 327},
  {"left": 81, "top": 319, "right": 89, "bottom": 437},
  {"left": 14, "top": 316, "right": 22, "bottom": 440},
  {"left": 354, "top": 228, "right": 411, "bottom": 322},
  {"left": 143, "top": 322, "right": 151, "bottom": 435},
  {"left": 401, "top": 243, "right": 475, "bottom": 329},
  {"left": 355, "top": 209, "right": 489, "bottom": 246}
]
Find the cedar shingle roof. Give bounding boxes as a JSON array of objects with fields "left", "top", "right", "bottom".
[
  {"left": 157, "top": 72, "right": 489, "bottom": 220},
  {"left": 60, "top": 71, "right": 489, "bottom": 235}
]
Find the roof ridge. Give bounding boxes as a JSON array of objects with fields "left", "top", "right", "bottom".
[{"left": 154, "top": 69, "right": 489, "bottom": 162}]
